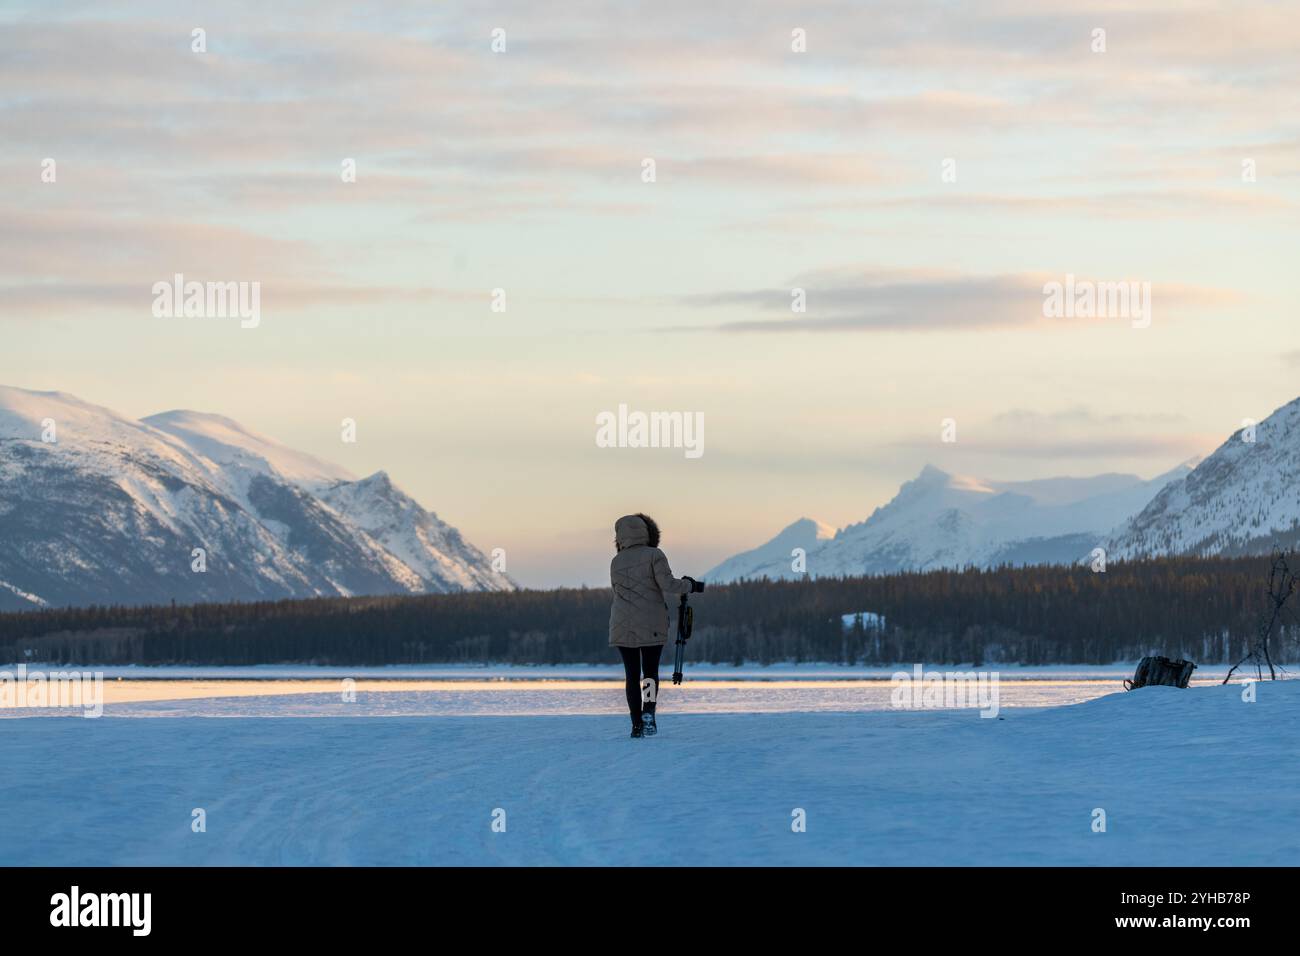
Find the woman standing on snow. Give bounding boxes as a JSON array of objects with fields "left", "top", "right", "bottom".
[{"left": 609, "top": 513, "right": 704, "bottom": 738}]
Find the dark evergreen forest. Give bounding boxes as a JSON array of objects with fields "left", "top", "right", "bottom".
[{"left": 0, "top": 556, "right": 1293, "bottom": 666}]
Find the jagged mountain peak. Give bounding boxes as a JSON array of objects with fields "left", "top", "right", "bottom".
[
  {"left": 352, "top": 470, "right": 394, "bottom": 490},
  {"left": 914, "top": 463, "right": 951, "bottom": 482},
  {"left": 779, "top": 516, "right": 838, "bottom": 540}
]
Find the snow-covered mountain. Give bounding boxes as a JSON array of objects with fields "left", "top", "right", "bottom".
[
  {"left": 707, "top": 462, "right": 1195, "bottom": 582},
  {"left": 0, "top": 386, "right": 512, "bottom": 610},
  {"left": 1106, "top": 397, "right": 1300, "bottom": 559}
]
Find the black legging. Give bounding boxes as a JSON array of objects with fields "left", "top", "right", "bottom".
[{"left": 617, "top": 645, "right": 663, "bottom": 723}]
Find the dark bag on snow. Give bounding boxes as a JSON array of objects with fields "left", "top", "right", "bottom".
[{"left": 1124, "top": 656, "right": 1196, "bottom": 690}]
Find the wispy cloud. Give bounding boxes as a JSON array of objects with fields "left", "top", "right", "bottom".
[
  {"left": 991, "top": 407, "right": 1188, "bottom": 428},
  {"left": 671, "top": 268, "right": 1240, "bottom": 333}
]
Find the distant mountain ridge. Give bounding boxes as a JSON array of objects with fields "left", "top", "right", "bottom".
[
  {"left": 707, "top": 461, "right": 1198, "bottom": 582},
  {"left": 0, "top": 385, "right": 511, "bottom": 610}
]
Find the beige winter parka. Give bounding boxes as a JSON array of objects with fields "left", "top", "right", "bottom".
[{"left": 608, "top": 515, "right": 693, "bottom": 648}]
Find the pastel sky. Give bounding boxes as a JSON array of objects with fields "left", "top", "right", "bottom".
[{"left": 3, "top": 0, "right": 1298, "bottom": 586}]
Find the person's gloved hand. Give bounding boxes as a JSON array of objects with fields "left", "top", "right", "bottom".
[{"left": 685, "top": 577, "right": 705, "bottom": 593}]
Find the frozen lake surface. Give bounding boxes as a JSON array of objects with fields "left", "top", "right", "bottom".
[
  {"left": 0, "top": 662, "right": 1247, "bottom": 717},
  {"left": 1, "top": 678, "right": 1116, "bottom": 717}
]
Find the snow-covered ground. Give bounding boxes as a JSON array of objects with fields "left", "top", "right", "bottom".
[{"left": 1, "top": 678, "right": 1295, "bottom": 865}]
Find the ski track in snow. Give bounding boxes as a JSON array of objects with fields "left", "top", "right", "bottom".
[{"left": 1, "top": 681, "right": 1297, "bottom": 865}]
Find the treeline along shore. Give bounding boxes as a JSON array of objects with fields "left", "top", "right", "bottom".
[{"left": 0, "top": 556, "right": 1291, "bottom": 667}]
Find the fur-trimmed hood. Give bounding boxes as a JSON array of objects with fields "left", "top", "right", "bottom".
[{"left": 615, "top": 514, "right": 651, "bottom": 551}]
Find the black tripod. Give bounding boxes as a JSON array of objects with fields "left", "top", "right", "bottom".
[{"left": 671, "top": 593, "right": 693, "bottom": 684}]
